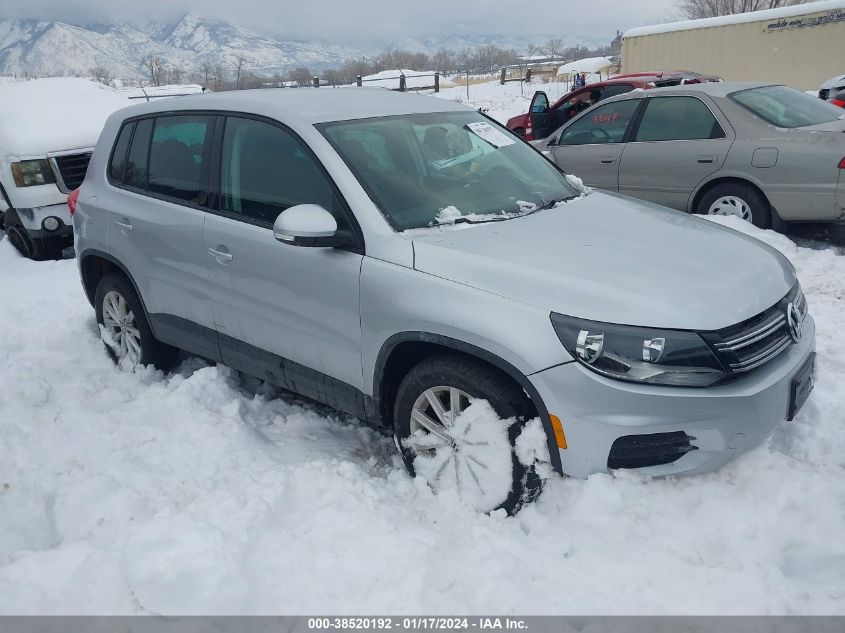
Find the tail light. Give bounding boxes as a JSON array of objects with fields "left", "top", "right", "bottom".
[
  {"left": 67, "top": 187, "right": 80, "bottom": 216},
  {"left": 832, "top": 98, "right": 845, "bottom": 108},
  {"left": 839, "top": 157, "right": 845, "bottom": 169}
]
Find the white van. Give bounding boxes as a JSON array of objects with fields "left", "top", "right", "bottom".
[{"left": 0, "top": 78, "right": 128, "bottom": 259}]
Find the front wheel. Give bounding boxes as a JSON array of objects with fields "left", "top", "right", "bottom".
[
  {"left": 94, "top": 273, "right": 180, "bottom": 370},
  {"left": 393, "top": 355, "right": 543, "bottom": 515},
  {"left": 696, "top": 183, "right": 771, "bottom": 229}
]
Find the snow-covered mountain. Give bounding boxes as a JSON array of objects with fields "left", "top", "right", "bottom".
[
  {"left": 0, "top": 13, "right": 606, "bottom": 81},
  {"left": 0, "top": 13, "right": 369, "bottom": 79}
]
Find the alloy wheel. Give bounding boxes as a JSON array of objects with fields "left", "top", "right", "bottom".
[
  {"left": 102, "top": 290, "right": 141, "bottom": 366},
  {"left": 408, "top": 386, "right": 512, "bottom": 511}
]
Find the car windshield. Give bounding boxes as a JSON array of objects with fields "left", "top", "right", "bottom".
[
  {"left": 319, "top": 111, "right": 578, "bottom": 231},
  {"left": 729, "top": 85, "right": 845, "bottom": 128}
]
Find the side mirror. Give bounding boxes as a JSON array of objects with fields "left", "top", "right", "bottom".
[{"left": 273, "top": 204, "right": 353, "bottom": 248}]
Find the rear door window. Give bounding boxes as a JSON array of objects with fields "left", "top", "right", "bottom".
[
  {"left": 634, "top": 97, "right": 725, "bottom": 141},
  {"left": 124, "top": 118, "right": 153, "bottom": 190},
  {"left": 602, "top": 84, "right": 635, "bottom": 99},
  {"left": 147, "top": 115, "right": 213, "bottom": 203}
]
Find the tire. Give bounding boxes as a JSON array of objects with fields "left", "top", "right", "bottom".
[
  {"left": 393, "top": 355, "right": 543, "bottom": 515},
  {"left": 7, "top": 226, "right": 34, "bottom": 259},
  {"left": 94, "top": 273, "right": 180, "bottom": 371},
  {"left": 696, "top": 182, "right": 771, "bottom": 229}
]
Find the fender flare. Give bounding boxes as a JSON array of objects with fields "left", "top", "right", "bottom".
[
  {"left": 373, "top": 331, "right": 564, "bottom": 474},
  {"left": 77, "top": 248, "right": 156, "bottom": 335}
]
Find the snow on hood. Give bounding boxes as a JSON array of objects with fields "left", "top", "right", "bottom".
[
  {"left": 410, "top": 191, "right": 795, "bottom": 331},
  {"left": 0, "top": 78, "right": 130, "bottom": 157}
]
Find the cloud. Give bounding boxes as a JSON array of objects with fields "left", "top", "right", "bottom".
[{"left": 1, "top": 0, "right": 680, "bottom": 43}]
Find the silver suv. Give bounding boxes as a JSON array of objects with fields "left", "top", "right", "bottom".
[{"left": 74, "top": 89, "right": 816, "bottom": 514}]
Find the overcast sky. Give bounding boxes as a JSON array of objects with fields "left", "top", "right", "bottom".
[{"left": 1, "top": 0, "right": 681, "bottom": 43}]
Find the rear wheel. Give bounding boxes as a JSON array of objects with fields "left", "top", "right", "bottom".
[
  {"left": 393, "top": 355, "right": 542, "bottom": 515},
  {"left": 95, "top": 273, "right": 180, "bottom": 370},
  {"left": 697, "top": 183, "right": 771, "bottom": 229}
]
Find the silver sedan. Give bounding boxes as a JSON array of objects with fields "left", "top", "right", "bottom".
[{"left": 537, "top": 81, "right": 845, "bottom": 229}]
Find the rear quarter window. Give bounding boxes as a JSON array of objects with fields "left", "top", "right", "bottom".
[
  {"left": 109, "top": 123, "right": 133, "bottom": 184},
  {"left": 124, "top": 118, "right": 153, "bottom": 190}
]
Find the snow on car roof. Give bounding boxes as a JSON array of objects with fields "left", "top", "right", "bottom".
[
  {"left": 623, "top": 0, "right": 845, "bottom": 38},
  {"left": 0, "top": 77, "right": 130, "bottom": 157},
  {"left": 557, "top": 57, "right": 613, "bottom": 76},
  {"left": 112, "top": 86, "right": 473, "bottom": 126}
]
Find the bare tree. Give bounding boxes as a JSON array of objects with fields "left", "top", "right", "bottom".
[
  {"left": 89, "top": 65, "right": 113, "bottom": 86},
  {"left": 679, "top": 0, "right": 811, "bottom": 19},
  {"left": 142, "top": 56, "right": 167, "bottom": 87},
  {"left": 233, "top": 54, "right": 249, "bottom": 89},
  {"left": 432, "top": 48, "right": 456, "bottom": 73},
  {"left": 543, "top": 39, "right": 565, "bottom": 61},
  {"left": 289, "top": 66, "right": 313, "bottom": 87},
  {"left": 165, "top": 66, "right": 184, "bottom": 84},
  {"left": 211, "top": 62, "right": 227, "bottom": 91},
  {"left": 198, "top": 60, "right": 212, "bottom": 87}
]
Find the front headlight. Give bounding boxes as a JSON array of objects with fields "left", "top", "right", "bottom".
[
  {"left": 551, "top": 313, "right": 727, "bottom": 387},
  {"left": 11, "top": 159, "right": 56, "bottom": 187}
]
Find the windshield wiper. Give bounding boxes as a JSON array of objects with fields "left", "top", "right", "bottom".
[
  {"left": 539, "top": 195, "right": 578, "bottom": 210},
  {"left": 447, "top": 215, "right": 511, "bottom": 225}
]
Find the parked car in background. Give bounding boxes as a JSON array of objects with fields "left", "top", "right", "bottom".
[
  {"left": 508, "top": 71, "right": 721, "bottom": 140},
  {"left": 830, "top": 91, "right": 845, "bottom": 108},
  {"left": 0, "top": 78, "right": 127, "bottom": 259},
  {"left": 819, "top": 73, "right": 845, "bottom": 101},
  {"left": 536, "top": 82, "right": 845, "bottom": 229},
  {"left": 74, "top": 88, "right": 814, "bottom": 514}
]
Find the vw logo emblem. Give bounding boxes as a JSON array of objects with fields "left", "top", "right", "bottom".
[{"left": 787, "top": 302, "right": 804, "bottom": 343}]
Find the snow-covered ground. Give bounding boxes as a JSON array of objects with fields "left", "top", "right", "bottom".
[
  {"left": 1, "top": 213, "right": 844, "bottom": 615},
  {"left": 431, "top": 79, "right": 572, "bottom": 125}
]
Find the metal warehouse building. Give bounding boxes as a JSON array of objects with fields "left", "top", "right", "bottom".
[{"left": 621, "top": 0, "right": 845, "bottom": 92}]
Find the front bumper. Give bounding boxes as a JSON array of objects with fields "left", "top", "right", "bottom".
[
  {"left": 6, "top": 202, "right": 74, "bottom": 257},
  {"left": 530, "top": 315, "right": 816, "bottom": 478}
]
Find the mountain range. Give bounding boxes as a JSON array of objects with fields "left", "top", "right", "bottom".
[{"left": 0, "top": 13, "right": 599, "bottom": 80}]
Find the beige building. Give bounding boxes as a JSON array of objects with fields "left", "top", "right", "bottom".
[{"left": 621, "top": 0, "right": 845, "bottom": 92}]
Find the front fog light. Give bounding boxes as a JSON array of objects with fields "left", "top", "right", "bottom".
[{"left": 42, "top": 216, "right": 60, "bottom": 231}]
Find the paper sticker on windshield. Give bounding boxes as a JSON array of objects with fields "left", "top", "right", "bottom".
[{"left": 466, "top": 122, "right": 515, "bottom": 148}]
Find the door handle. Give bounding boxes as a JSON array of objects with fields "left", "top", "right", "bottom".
[
  {"left": 114, "top": 219, "right": 133, "bottom": 233},
  {"left": 697, "top": 155, "right": 717, "bottom": 164},
  {"left": 600, "top": 156, "right": 616, "bottom": 164},
  {"left": 208, "top": 246, "right": 233, "bottom": 264}
]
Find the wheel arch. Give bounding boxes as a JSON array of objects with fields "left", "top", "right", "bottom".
[
  {"left": 78, "top": 249, "right": 154, "bottom": 333},
  {"left": 688, "top": 175, "right": 772, "bottom": 216},
  {"left": 373, "top": 331, "right": 564, "bottom": 474}
]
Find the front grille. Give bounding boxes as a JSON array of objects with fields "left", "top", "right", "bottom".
[
  {"left": 608, "top": 432, "right": 698, "bottom": 469},
  {"left": 52, "top": 152, "right": 92, "bottom": 193},
  {"left": 702, "top": 285, "right": 804, "bottom": 375}
]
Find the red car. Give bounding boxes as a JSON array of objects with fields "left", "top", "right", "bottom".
[
  {"left": 507, "top": 71, "right": 721, "bottom": 141},
  {"left": 831, "top": 91, "right": 845, "bottom": 108}
]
